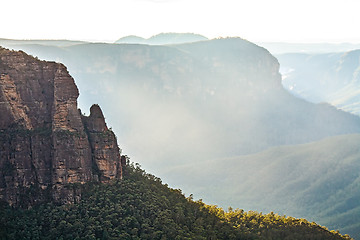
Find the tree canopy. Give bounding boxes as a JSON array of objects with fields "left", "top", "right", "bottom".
[{"left": 0, "top": 162, "right": 352, "bottom": 240}]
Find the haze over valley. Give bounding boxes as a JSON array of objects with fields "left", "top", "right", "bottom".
[
  {"left": 2, "top": 33, "right": 360, "bottom": 238},
  {"left": 2, "top": 0, "right": 360, "bottom": 238}
]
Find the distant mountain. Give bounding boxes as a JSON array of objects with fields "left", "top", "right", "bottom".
[
  {"left": 171, "top": 134, "right": 360, "bottom": 238},
  {"left": 0, "top": 38, "right": 87, "bottom": 47},
  {"left": 115, "top": 32, "right": 208, "bottom": 45},
  {"left": 115, "top": 35, "right": 146, "bottom": 44},
  {"left": 277, "top": 50, "right": 360, "bottom": 116},
  {"left": 3, "top": 39, "right": 359, "bottom": 166},
  {"left": 257, "top": 42, "right": 360, "bottom": 54}
]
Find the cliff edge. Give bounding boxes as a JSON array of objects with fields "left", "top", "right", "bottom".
[{"left": 0, "top": 47, "right": 124, "bottom": 207}]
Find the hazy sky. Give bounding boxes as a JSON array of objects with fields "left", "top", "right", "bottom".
[{"left": 2, "top": 0, "right": 360, "bottom": 43}]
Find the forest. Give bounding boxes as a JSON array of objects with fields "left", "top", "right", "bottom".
[{"left": 0, "top": 161, "right": 352, "bottom": 240}]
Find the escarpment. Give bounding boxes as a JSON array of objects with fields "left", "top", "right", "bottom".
[{"left": 0, "top": 47, "right": 124, "bottom": 206}]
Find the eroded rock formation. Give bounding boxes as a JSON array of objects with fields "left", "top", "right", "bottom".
[
  {"left": 82, "top": 105, "right": 123, "bottom": 182},
  {"left": 0, "top": 47, "right": 124, "bottom": 206}
]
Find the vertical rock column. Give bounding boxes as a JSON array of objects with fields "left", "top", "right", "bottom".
[
  {"left": 51, "top": 65, "right": 94, "bottom": 202},
  {"left": 82, "top": 104, "right": 122, "bottom": 182}
]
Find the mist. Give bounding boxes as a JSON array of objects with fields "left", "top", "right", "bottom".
[
  {"left": 1, "top": 37, "right": 360, "bottom": 237},
  {"left": 276, "top": 49, "right": 360, "bottom": 116}
]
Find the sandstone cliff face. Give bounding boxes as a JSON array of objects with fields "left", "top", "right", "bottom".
[
  {"left": 82, "top": 104, "right": 123, "bottom": 182},
  {"left": 0, "top": 47, "right": 123, "bottom": 206}
]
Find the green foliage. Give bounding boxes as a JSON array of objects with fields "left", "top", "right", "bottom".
[
  {"left": 207, "top": 208, "right": 352, "bottom": 240},
  {"left": 0, "top": 163, "right": 352, "bottom": 239}
]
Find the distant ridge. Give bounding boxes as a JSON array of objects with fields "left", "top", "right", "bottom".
[
  {"left": 257, "top": 42, "right": 360, "bottom": 54},
  {"left": 0, "top": 38, "right": 87, "bottom": 47},
  {"left": 115, "top": 32, "right": 208, "bottom": 45},
  {"left": 115, "top": 35, "right": 146, "bottom": 44},
  {"left": 277, "top": 49, "right": 360, "bottom": 116}
]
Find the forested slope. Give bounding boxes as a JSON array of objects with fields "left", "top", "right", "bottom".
[
  {"left": 0, "top": 162, "right": 352, "bottom": 240},
  {"left": 169, "top": 134, "right": 360, "bottom": 239}
]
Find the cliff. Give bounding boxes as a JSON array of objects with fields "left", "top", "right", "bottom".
[{"left": 0, "top": 47, "right": 124, "bottom": 207}]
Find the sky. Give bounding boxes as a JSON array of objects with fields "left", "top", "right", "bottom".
[{"left": 2, "top": 0, "right": 360, "bottom": 43}]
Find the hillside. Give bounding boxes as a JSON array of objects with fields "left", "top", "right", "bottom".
[
  {"left": 169, "top": 134, "right": 360, "bottom": 238},
  {"left": 0, "top": 162, "right": 352, "bottom": 240}
]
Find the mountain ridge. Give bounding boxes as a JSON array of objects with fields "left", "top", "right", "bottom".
[{"left": 278, "top": 49, "right": 360, "bottom": 116}]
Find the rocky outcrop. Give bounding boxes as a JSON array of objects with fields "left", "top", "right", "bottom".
[
  {"left": 82, "top": 105, "right": 123, "bottom": 182},
  {"left": 0, "top": 47, "right": 123, "bottom": 206}
]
